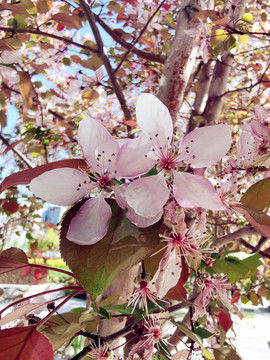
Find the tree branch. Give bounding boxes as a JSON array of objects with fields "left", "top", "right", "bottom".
[
  {"left": 240, "top": 239, "right": 270, "bottom": 259},
  {"left": 113, "top": 0, "right": 167, "bottom": 75},
  {"left": 94, "top": 14, "right": 166, "bottom": 64},
  {"left": 0, "top": 133, "right": 33, "bottom": 168},
  {"left": 211, "top": 225, "right": 258, "bottom": 250},
  {"left": 0, "top": 27, "right": 99, "bottom": 54},
  {"left": 79, "top": 0, "right": 132, "bottom": 121}
]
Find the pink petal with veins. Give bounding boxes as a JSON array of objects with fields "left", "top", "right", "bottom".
[
  {"left": 173, "top": 172, "right": 225, "bottom": 210},
  {"left": 30, "top": 168, "right": 91, "bottom": 206},
  {"left": 67, "top": 195, "right": 111, "bottom": 245},
  {"left": 136, "top": 93, "right": 173, "bottom": 145},
  {"left": 113, "top": 185, "right": 163, "bottom": 227},
  {"left": 179, "top": 124, "right": 232, "bottom": 168},
  {"left": 115, "top": 135, "right": 155, "bottom": 178},
  {"left": 77, "top": 116, "right": 114, "bottom": 169},
  {"left": 125, "top": 172, "right": 169, "bottom": 217}
]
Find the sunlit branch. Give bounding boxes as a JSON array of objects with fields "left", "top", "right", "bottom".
[
  {"left": 94, "top": 14, "right": 166, "bottom": 64},
  {"left": 113, "top": 0, "right": 167, "bottom": 75},
  {"left": 79, "top": 0, "right": 132, "bottom": 121},
  {"left": 211, "top": 225, "right": 259, "bottom": 249},
  {"left": 0, "top": 27, "right": 99, "bottom": 54},
  {"left": 218, "top": 61, "right": 270, "bottom": 98},
  {"left": 240, "top": 239, "right": 270, "bottom": 259},
  {"left": 0, "top": 133, "right": 33, "bottom": 168}
]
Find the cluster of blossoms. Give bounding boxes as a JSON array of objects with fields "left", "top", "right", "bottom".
[
  {"left": 237, "top": 104, "right": 270, "bottom": 168},
  {"left": 30, "top": 93, "right": 231, "bottom": 246},
  {"left": 193, "top": 275, "right": 232, "bottom": 321},
  {"left": 128, "top": 316, "right": 164, "bottom": 360}
]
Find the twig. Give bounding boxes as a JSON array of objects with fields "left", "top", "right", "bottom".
[
  {"left": 211, "top": 225, "right": 258, "bottom": 249},
  {"left": 0, "top": 27, "right": 99, "bottom": 54},
  {"left": 113, "top": 0, "right": 167, "bottom": 75},
  {"left": 94, "top": 14, "right": 166, "bottom": 64},
  {"left": 79, "top": 0, "right": 132, "bottom": 121},
  {"left": 217, "top": 61, "right": 270, "bottom": 98},
  {"left": 252, "top": 235, "right": 268, "bottom": 253},
  {"left": 240, "top": 239, "right": 270, "bottom": 259},
  {"left": 0, "top": 133, "right": 33, "bottom": 168}
]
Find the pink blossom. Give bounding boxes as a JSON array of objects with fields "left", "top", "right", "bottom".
[
  {"left": 129, "top": 316, "right": 163, "bottom": 360},
  {"left": 151, "top": 226, "right": 211, "bottom": 297},
  {"left": 88, "top": 341, "right": 113, "bottom": 360},
  {"left": 237, "top": 104, "right": 270, "bottom": 167},
  {"left": 0, "top": 50, "right": 22, "bottom": 83},
  {"left": 117, "top": 94, "right": 231, "bottom": 224},
  {"left": 29, "top": 117, "right": 142, "bottom": 245},
  {"left": 127, "top": 280, "right": 163, "bottom": 314},
  {"left": 193, "top": 276, "right": 232, "bottom": 321}
]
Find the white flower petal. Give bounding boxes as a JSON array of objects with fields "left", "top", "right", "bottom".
[
  {"left": 113, "top": 184, "right": 163, "bottom": 227},
  {"left": 179, "top": 124, "right": 232, "bottom": 168},
  {"left": 0, "top": 66, "right": 19, "bottom": 83},
  {"left": 136, "top": 93, "right": 173, "bottom": 144},
  {"left": 173, "top": 172, "right": 225, "bottom": 210},
  {"left": 30, "top": 168, "right": 91, "bottom": 206},
  {"left": 0, "top": 50, "right": 22, "bottom": 63},
  {"left": 78, "top": 117, "right": 114, "bottom": 169},
  {"left": 67, "top": 195, "right": 112, "bottom": 245},
  {"left": 115, "top": 135, "right": 155, "bottom": 178},
  {"left": 125, "top": 172, "right": 169, "bottom": 217},
  {"left": 152, "top": 247, "right": 182, "bottom": 298}
]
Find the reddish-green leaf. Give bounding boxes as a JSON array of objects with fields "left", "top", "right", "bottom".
[
  {"left": 233, "top": 204, "right": 270, "bottom": 238},
  {"left": 217, "top": 310, "right": 233, "bottom": 332},
  {"left": 241, "top": 177, "right": 270, "bottom": 210},
  {"left": 0, "top": 326, "right": 54, "bottom": 360},
  {"left": 0, "top": 247, "right": 28, "bottom": 274},
  {"left": 3, "top": 201, "right": 19, "bottom": 214},
  {"left": 60, "top": 199, "right": 163, "bottom": 299},
  {"left": 18, "top": 71, "right": 33, "bottom": 109},
  {"left": 0, "top": 159, "right": 88, "bottom": 192},
  {"left": 51, "top": 13, "right": 81, "bottom": 29},
  {"left": 41, "top": 312, "right": 99, "bottom": 351}
]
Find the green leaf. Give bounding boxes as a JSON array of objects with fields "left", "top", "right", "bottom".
[
  {"left": 212, "top": 252, "right": 262, "bottom": 283},
  {"left": 21, "top": 0, "right": 37, "bottom": 14},
  {"left": 14, "top": 15, "right": 28, "bottom": 29},
  {"left": 242, "top": 13, "right": 253, "bottom": 24},
  {"left": 241, "top": 177, "right": 270, "bottom": 210},
  {"left": 210, "top": 29, "right": 228, "bottom": 56},
  {"left": 41, "top": 312, "right": 98, "bottom": 351},
  {"left": 195, "top": 327, "right": 213, "bottom": 339},
  {"left": 214, "top": 346, "right": 242, "bottom": 360},
  {"left": 62, "top": 57, "right": 71, "bottom": 66},
  {"left": 157, "top": 340, "right": 171, "bottom": 357},
  {"left": 170, "top": 318, "right": 214, "bottom": 359},
  {"left": 97, "top": 307, "right": 111, "bottom": 320},
  {"left": 60, "top": 199, "right": 163, "bottom": 299},
  {"left": 227, "top": 35, "right": 237, "bottom": 51}
]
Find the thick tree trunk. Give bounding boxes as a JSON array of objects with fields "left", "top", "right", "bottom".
[
  {"left": 202, "top": 0, "right": 248, "bottom": 124},
  {"left": 157, "top": 0, "right": 200, "bottom": 123}
]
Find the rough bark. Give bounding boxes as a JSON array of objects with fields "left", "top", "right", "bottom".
[
  {"left": 157, "top": 0, "right": 201, "bottom": 123},
  {"left": 186, "top": 61, "right": 215, "bottom": 133},
  {"left": 202, "top": 0, "right": 248, "bottom": 124},
  {"left": 97, "top": 265, "right": 139, "bottom": 355}
]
